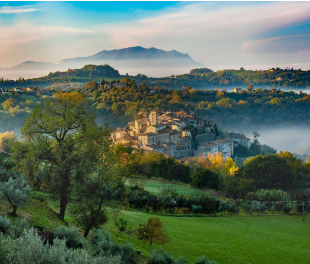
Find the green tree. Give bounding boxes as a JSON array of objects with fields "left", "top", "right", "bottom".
[
  {"left": 0, "top": 174, "right": 31, "bottom": 216},
  {"left": 11, "top": 91, "right": 107, "bottom": 221},
  {"left": 191, "top": 169, "right": 220, "bottom": 189},
  {"left": 243, "top": 154, "right": 295, "bottom": 190}
]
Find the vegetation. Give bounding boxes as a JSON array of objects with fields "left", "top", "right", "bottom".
[{"left": 137, "top": 217, "right": 170, "bottom": 254}]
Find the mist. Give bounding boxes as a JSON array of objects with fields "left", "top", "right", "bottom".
[{"left": 233, "top": 125, "right": 310, "bottom": 156}]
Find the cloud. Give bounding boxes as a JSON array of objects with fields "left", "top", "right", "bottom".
[
  {"left": 242, "top": 34, "right": 310, "bottom": 54},
  {"left": 0, "top": 6, "right": 38, "bottom": 14},
  {"left": 104, "top": 2, "right": 310, "bottom": 47}
]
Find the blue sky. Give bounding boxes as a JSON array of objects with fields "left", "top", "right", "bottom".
[{"left": 0, "top": 1, "right": 310, "bottom": 70}]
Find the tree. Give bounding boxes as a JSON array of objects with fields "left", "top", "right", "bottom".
[
  {"left": 191, "top": 169, "right": 220, "bottom": 189},
  {"left": 197, "top": 153, "right": 225, "bottom": 181},
  {"left": 69, "top": 169, "right": 125, "bottom": 238},
  {"left": 247, "top": 85, "right": 254, "bottom": 91},
  {"left": 0, "top": 132, "right": 16, "bottom": 153},
  {"left": 11, "top": 91, "right": 107, "bottom": 221},
  {"left": 1, "top": 98, "right": 15, "bottom": 110},
  {"left": 242, "top": 155, "right": 295, "bottom": 190},
  {"left": 0, "top": 174, "right": 31, "bottom": 216},
  {"left": 137, "top": 218, "right": 169, "bottom": 254}
]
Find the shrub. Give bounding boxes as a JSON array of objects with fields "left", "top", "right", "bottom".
[
  {"left": 195, "top": 255, "right": 217, "bottom": 264},
  {"left": 192, "top": 205, "right": 202, "bottom": 214},
  {"left": 1, "top": 228, "right": 121, "bottom": 264},
  {"left": 254, "top": 189, "right": 289, "bottom": 201},
  {"left": 218, "top": 201, "right": 229, "bottom": 214},
  {"left": 148, "top": 247, "right": 176, "bottom": 264},
  {"left": 0, "top": 215, "right": 12, "bottom": 236},
  {"left": 250, "top": 201, "right": 267, "bottom": 214},
  {"left": 13, "top": 218, "right": 29, "bottom": 238},
  {"left": 55, "top": 227, "right": 82, "bottom": 249},
  {"left": 90, "top": 229, "right": 119, "bottom": 257},
  {"left": 176, "top": 256, "right": 188, "bottom": 264},
  {"left": 120, "top": 241, "right": 138, "bottom": 264},
  {"left": 176, "top": 207, "right": 191, "bottom": 215}
]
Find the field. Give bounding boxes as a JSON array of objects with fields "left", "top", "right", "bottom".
[
  {"left": 105, "top": 210, "right": 310, "bottom": 264},
  {"left": 2, "top": 185, "right": 310, "bottom": 264},
  {"left": 139, "top": 179, "right": 219, "bottom": 197}
]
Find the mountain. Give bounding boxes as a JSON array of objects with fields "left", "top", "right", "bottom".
[
  {"left": 8, "top": 61, "right": 60, "bottom": 71},
  {"left": 5, "top": 47, "right": 204, "bottom": 75}
]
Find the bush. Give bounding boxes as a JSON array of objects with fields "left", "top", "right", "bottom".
[
  {"left": 55, "top": 227, "right": 82, "bottom": 249},
  {"left": 120, "top": 241, "right": 138, "bottom": 264},
  {"left": 192, "top": 205, "right": 202, "bottom": 214},
  {"left": 0, "top": 215, "right": 12, "bottom": 235},
  {"left": 148, "top": 247, "right": 176, "bottom": 264},
  {"left": 90, "top": 229, "right": 119, "bottom": 257},
  {"left": 176, "top": 256, "right": 188, "bottom": 264},
  {"left": 191, "top": 169, "right": 220, "bottom": 189},
  {"left": 1, "top": 228, "right": 122, "bottom": 264},
  {"left": 31, "top": 192, "right": 47, "bottom": 203},
  {"left": 195, "top": 255, "right": 217, "bottom": 264},
  {"left": 13, "top": 218, "right": 29, "bottom": 238}
]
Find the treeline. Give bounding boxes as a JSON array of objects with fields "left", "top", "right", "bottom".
[
  {"left": 146, "top": 67, "right": 310, "bottom": 89},
  {"left": 127, "top": 185, "right": 309, "bottom": 216}
]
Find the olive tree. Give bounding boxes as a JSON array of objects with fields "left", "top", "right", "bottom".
[{"left": 0, "top": 174, "right": 31, "bottom": 216}]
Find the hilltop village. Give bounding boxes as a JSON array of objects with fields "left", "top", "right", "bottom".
[{"left": 111, "top": 110, "right": 252, "bottom": 161}]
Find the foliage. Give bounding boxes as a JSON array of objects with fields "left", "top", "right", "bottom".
[
  {"left": 242, "top": 154, "right": 295, "bottom": 190},
  {"left": 137, "top": 218, "right": 170, "bottom": 254},
  {"left": 54, "top": 227, "right": 82, "bottom": 249},
  {"left": 148, "top": 247, "right": 176, "bottom": 264},
  {"left": 0, "top": 131, "right": 16, "bottom": 153},
  {"left": 253, "top": 189, "right": 290, "bottom": 201},
  {"left": 11, "top": 91, "right": 110, "bottom": 220},
  {"left": 119, "top": 241, "right": 139, "bottom": 264},
  {"left": 1, "top": 228, "right": 122, "bottom": 264},
  {"left": 0, "top": 215, "right": 12, "bottom": 236},
  {"left": 0, "top": 174, "right": 31, "bottom": 216},
  {"left": 90, "top": 229, "right": 138, "bottom": 264},
  {"left": 191, "top": 169, "right": 220, "bottom": 189}
]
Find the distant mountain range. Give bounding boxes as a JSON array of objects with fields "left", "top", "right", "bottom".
[{"left": 4, "top": 46, "right": 203, "bottom": 72}]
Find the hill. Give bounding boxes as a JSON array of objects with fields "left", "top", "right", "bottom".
[{"left": 5, "top": 46, "right": 203, "bottom": 72}]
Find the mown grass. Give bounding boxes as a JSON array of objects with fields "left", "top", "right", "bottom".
[
  {"left": 104, "top": 210, "right": 310, "bottom": 264},
  {"left": 143, "top": 179, "right": 218, "bottom": 197}
]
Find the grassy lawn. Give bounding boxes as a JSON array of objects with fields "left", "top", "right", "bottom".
[
  {"left": 143, "top": 179, "right": 218, "bottom": 197},
  {"left": 0, "top": 199, "right": 66, "bottom": 231},
  {"left": 105, "top": 210, "right": 310, "bottom": 264}
]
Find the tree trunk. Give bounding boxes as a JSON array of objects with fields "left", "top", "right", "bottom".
[
  {"left": 59, "top": 192, "right": 68, "bottom": 221},
  {"left": 150, "top": 243, "right": 152, "bottom": 255},
  {"left": 84, "top": 229, "right": 90, "bottom": 238},
  {"left": 12, "top": 205, "right": 18, "bottom": 216}
]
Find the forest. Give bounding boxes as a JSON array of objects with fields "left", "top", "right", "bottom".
[{"left": 1, "top": 65, "right": 310, "bottom": 90}]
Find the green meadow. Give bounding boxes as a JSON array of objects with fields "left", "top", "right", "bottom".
[{"left": 105, "top": 210, "right": 310, "bottom": 264}]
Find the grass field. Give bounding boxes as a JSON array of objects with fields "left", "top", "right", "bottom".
[
  {"left": 142, "top": 179, "right": 218, "bottom": 197},
  {"left": 2, "top": 188, "right": 310, "bottom": 264},
  {"left": 105, "top": 210, "right": 310, "bottom": 264}
]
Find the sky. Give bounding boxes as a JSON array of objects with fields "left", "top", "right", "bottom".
[{"left": 1, "top": 1, "right": 310, "bottom": 70}]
